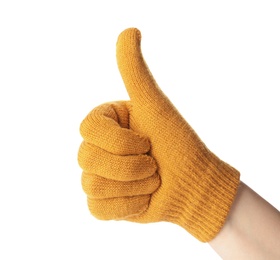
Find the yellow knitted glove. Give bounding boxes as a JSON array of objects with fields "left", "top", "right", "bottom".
[{"left": 78, "top": 28, "right": 240, "bottom": 242}]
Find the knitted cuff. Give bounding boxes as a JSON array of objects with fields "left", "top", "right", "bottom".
[{"left": 165, "top": 152, "right": 240, "bottom": 242}]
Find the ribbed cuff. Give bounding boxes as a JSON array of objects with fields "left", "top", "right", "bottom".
[{"left": 165, "top": 152, "right": 240, "bottom": 242}]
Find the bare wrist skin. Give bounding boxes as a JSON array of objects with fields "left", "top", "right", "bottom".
[{"left": 209, "top": 181, "right": 280, "bottom": 259}]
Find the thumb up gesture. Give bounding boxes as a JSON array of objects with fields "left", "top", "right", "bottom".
[{"left": 78, "top": 28, "right": 240, "bottom": 242}]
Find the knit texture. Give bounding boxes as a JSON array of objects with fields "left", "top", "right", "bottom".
[{"left": 78, "top": 28, "right": 240, "bottom": 242}]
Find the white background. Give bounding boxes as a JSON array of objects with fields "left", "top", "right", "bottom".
[{"left": 1, "top": 1, "right": 279, "bottom": 259}]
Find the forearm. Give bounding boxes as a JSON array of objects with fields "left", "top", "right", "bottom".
[{"left": 209, "top": 181, "right": 280, "bottom": 259}]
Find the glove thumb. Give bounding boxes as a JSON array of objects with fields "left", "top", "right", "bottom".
[{"left": 116, "top": 28, "right": 174, "bottom": 112}]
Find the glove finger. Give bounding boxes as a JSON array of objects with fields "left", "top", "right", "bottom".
[
  {"left": 116, "top": 28, "right": 175, "bottom": 113},
  {"left": 82, "top": 171, "right": 160, "bottom": 199},
  {"left": 87, "top": 195, "right": 150, "bottom": 220},
  {"left": 78, "top": 141, "right": 157, "bottom": 181},
  {"left": 80, "top": 101, "right": 150, "bottom": 155}
]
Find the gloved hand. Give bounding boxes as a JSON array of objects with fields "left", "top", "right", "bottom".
[{"left": 78, "top": 28, "right": 240, "bottom": 242}]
